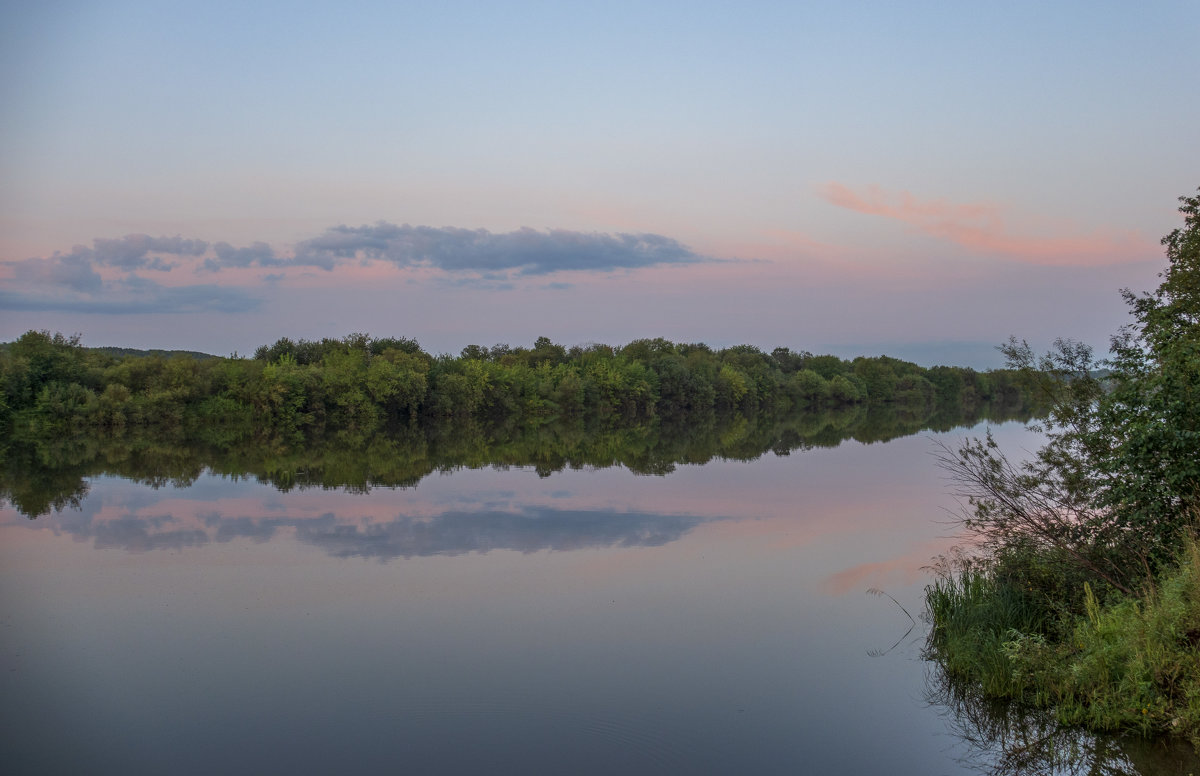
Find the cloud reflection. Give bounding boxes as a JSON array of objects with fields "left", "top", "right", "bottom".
[
  {"left": 294, "top": 508, "right": 702, "bottom": 560},
  {"left": 38, "top": 504, "right": 707, "bottom": 560},
  {"left": 91, "top": 518, "right": 210, "bottom": 552}
]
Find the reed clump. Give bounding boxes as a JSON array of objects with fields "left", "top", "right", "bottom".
[{"left": 927, "top": 538, "right": 1200, "bottom": 747}]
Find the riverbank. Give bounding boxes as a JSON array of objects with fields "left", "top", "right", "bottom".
[{"left": 926, "top": 536, "right": 1200, "bottom": 748}]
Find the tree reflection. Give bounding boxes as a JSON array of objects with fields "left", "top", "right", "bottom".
[
  {"left": 926, "top": 664, "right": 1200, "bottom": 776},
  {"left": 1, "top": 401, "right": 1035, "bottom": 520}
]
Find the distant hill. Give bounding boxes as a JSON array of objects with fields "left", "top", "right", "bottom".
[
  {"left": 89, "top": 346, "right": 219, "bottom": 360},
  {"left": 0, "top": 340, "right": 216, "bottom": 360}
]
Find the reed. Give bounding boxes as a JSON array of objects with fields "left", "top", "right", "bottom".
[
  {"left": 924, "top": 566, "right": 1047, "bottom": 697},
  {"left": 925, "top": 536, "right": 1200, "bottom": 748}
]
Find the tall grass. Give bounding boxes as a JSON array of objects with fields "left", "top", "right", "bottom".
[
  {"left": 925, "top": 567, "right": 1048, "bottom": 697},
  {"left": 925, "top": 537, "right": 1200, "bottom": 748},
  {"left": 1052, "top": 539, "right": 1200, "bottom": 741}
]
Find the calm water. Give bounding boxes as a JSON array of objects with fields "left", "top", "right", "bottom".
[{"left": 2, "top": 419, "right": 1196, "bottom": 775}]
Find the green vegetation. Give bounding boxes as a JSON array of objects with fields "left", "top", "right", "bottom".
[
  {"left": 926, "top": 189, "right": 1200, "bottom": 750},
  {"left": 927, "top": 649, "right": 1200, "bottom": 776},
  {"left": 0, "top": 329, "right": 1036, "bottom": 438}
]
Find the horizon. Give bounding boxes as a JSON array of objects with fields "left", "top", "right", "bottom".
[{"left": 1, "top": 329, "right": 1044, "bottom": 372}]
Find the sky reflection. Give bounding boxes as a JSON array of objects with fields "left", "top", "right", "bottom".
[
  {"left": 5, "top": 421, "right": 1136, "bottom": 775},
  {"left": 1, "top": 421, "right": 1041, "bottom": 590}
]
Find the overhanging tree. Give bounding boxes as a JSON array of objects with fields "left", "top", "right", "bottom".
[{"left": 940, "top": 188, "right": 1200, "bottom": 594}]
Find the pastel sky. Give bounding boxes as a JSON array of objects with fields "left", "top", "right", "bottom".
[{"left": 2, "top": 0, "right": 1197, "bottom": 367}]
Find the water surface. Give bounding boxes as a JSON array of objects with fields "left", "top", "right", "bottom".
[{"left": 2, "top": 417, "right": 1196, "bottom": 775}]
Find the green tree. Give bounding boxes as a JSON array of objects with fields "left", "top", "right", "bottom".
[
  {"left": 529, "top": 336, "right": 567, "bottom": 366},
  {"left": 805, "top": 354, "right": 849, "bottom": 380},
  {"left": 789, "top": 369, "right": 829, "bottom": 405},
  {"left": 460, "top": 344, "right": 489, "bottom": 361},
  {"left": 714, "top": 364, "right": 750, "bottom": 409},
  {"left": 258, "top": 355, "right": 317, "bottom": 431},
  {"left": 828, "top": 374, "right": 861, "bottom": 404},
  {"left": 1094, "top": 189, "right": 1200, "bottom": 561},
  {"left": 853, "top": 357, "right": 898, "bottom": 402},
  {"left": 321, "top": 348, "right": 379, "bottom": 428},
  {"left": 941, "top": 189, "right": 1200, "bottom": 593}
]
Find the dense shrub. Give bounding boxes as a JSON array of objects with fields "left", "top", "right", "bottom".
[{"left": 926, "top": 188, "right": 1200, "bottom": 749}]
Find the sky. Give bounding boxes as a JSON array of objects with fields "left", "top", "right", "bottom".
[{"left": 1, "top": 0, "right": 1197, "bottom": 368}]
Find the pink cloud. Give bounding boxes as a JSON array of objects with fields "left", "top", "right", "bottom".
[{"left": 819, "top": 182, "right": 1155, "bottom": 266}]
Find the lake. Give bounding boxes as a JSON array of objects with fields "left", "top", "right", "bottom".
[{"left": 2, "top": 414, "right": 1197, "bottom": 775}]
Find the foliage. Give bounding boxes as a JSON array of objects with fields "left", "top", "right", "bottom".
[
  {"left": 926, "top": 188, "right": 1200, "bottom": 751},
  {"left": 928, "top": 540, "right": 1200, "bottom": 748},
  {"left": 925, "top": 562, "right": 1049, "bottom": 697},
  {"left": 938, "top": 189, "right": 1200, "bottom": 591},
  {"left": 0, "top": 330, "right": 1038, "bottom": 436},
  {"left": 1096, "top": 192, "right": 1200, "bottom": 565}
]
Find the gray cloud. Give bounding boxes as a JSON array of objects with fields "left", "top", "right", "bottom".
[
  {"left": 14, "top": 226, "right": 702, "bottom": 277},
  {"left": 2, "top": 223, "right": 704, "bottom": 313},
  {"left": 207, "top": 240, "right": 280, "bottom": 270},
  {"left": 11, "top": 253, "right": 103, "bottom": 292},
  {"left": 118, "top": 276, "right": 263, "bottom": 313},
  {"left": 0, "top": 277, "right": 261, "bottom": 314},
  {"left": 2, "top": 234, "right": 263, "bottom": 314},
  {"left": 80, "top": 234, "right": 209, "bottom": 270},
  {"left": 290, "top": 223, "right": 704, "bottom": 275},
  {"left": 4, "top": 232, "right": 212, "bottom": 300},
  {"left": 213, "top": 516, "right": 282, "bottom": 543}
]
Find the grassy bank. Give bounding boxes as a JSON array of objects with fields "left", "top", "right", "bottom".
[{"left": 926, "top": 537, "right": 1200, "bottom": 746}]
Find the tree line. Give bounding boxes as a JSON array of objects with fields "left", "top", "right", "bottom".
[{"left": 0, "top": 330, "right": 1036, "bottom": 435}]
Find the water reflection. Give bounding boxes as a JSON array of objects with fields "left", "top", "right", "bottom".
[
  {"left": 10, "top": 402, "right": 1107, "bottom": 775},
  {"left": 1, "top": 401, "right": 1035, "bottom": 520},
  {"left": 35, "top": 498, "right": 707, "bottom": 558},
  {"left": 296, "top": 509, "right": 705, "bottom": 559},
  {"left": 927, "top": 664, "right": 1200, "bottom": 775}
]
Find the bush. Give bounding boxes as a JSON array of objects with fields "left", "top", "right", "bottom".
[{"left": 926, "top": 188, "right": 1200, "bottom": 750}]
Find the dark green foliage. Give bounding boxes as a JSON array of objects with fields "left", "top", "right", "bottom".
[
  {"left": 788, "top": 369, "right": 829, "bottom": 405},
  {"left": 769, "top": 346, "right": 808, "bottom": 374},
  {"left": 2, "top": 331, "right": 1037, "bottom": 436},
  {"left": 828, "top": 374, "right": 861, "bottom": 403},
  {"left": 90, "top": 346, "right": 216, "bottom": 360},
  {"left": 925, "top": 565, "right": 1049, "bottom": 697},
  {"left": 853, "top": 357, "right": 899, "bottom": 402},
  {"left": 1094, "top": 192, "right": 1200, "bottom": 567},
  {"left": 927, "top": 542, "right": 1200, "bottom": 746},
  {"left": 805, "top": 354, "right": 850, "bottom": 380},
  {"left": 927, "top": 633, "right": 1200, "bottom": 775}
]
